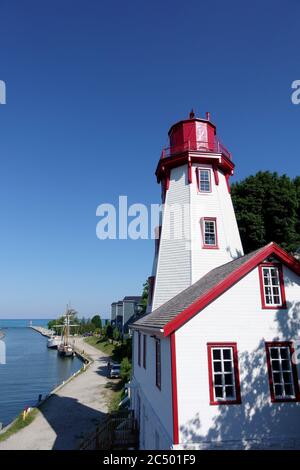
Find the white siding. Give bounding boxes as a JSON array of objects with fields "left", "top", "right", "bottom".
[
  {"left": 190, "top": 163, "right": 243, "bottom": 283},
  {"left": 175, "top": 265, "right": 300, "bottom": 449},
  {"left": 152, "top": 165, "right": 191, "bottom": 310},
  {"left": 131, "top": 331, "right": 173, "bottom": 449},
  {"left": 152, "top": 162, "right": 243, "bottom": 310}
]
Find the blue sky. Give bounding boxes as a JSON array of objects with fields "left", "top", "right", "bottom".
[{"left": 0, "top": 0, "right": 299, "bottom": 319}]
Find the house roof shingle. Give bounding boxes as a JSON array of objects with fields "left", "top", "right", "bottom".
[{"left": 131, "top": 243, "right": 300, "bottom": 335}]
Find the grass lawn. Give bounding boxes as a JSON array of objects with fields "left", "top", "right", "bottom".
[
  {"left": 85, "top": 336, "right": 130, "bottom": 412},
  {"left": 84, "top": 336, "right": 115, "bottom": 356},
  {"left": 0, "top": 408, "right": 39, "bottom": 442}
]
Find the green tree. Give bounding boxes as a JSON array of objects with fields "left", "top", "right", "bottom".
[
  {"left": 231, "top": 172, "right": 300, "bottom": 254},
  {"left": 113, "top": 327, "right": 120, "bottom": 342},
  {"left": 91, "top": 315, "right": 102, "bottom": 329},
  {"left": 120, "top": 357, "right": 132, "bottom": 383},
  {"left": 106, "top": 324, "right": 113, "bottom": 339},
  {"left": 139, "top": 280, "right": 149, "bottom": 315}
]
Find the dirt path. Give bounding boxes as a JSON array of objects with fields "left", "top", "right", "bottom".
[{"left": 0, "top": 337, "right": 111, "bottom": 450}]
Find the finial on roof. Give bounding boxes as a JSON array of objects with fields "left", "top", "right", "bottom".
[{"left": 189, "top": 109, "right": 195, "bottom": 119}]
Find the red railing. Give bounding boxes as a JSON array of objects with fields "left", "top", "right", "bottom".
[{"left": 160, "top": 139, "right": 231, "bottom": 160}]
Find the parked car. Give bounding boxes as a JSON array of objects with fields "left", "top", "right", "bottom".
[{"left": 109, "top": 363, "right": 121, "bottom": 378}]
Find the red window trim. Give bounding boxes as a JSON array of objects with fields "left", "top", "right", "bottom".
[
  {"left": 138, "top": 332, "right": 141, "bottom": 367},
  {"left": 155, "top": 338, "right": 161, "bottom": 390},
  {"left": 196, "top": 167, "right": 212, "bottom": 193},
  {"left": 207, "top": 342, "right": 241, "bottom": 405},
  {"left": 201, "top": 217, "right": 219, "bottom": 249},
  {"left": 258, "top": 263, "right": 287, "bottom": 309},
  {"left": 143, "top": 334, "right": 147, "bottom": 369},
  {"left": 265, "top": 341, "right": 300, "bottom": 403}
]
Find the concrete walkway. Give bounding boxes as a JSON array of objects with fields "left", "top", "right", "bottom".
[{"left": 0, "top": 337, "right": 112, "bottom": 450}]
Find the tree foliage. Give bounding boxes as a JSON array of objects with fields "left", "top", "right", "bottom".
[
  {"left": 91, "top": 315, "right": 102, "bottom": 329},
  {"left": 231, "top": 172, "right": 300, "bottom": 254},
  {"left": 139, "top": 280, "right": 149, "bottom": 315},
  {"left": 120, "top": 357, "right": 132, "bottom": 383}
]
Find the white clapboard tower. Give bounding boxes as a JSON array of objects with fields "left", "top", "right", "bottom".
[{"left": 148, "top": 111, "right": 243, "bottom": 312}]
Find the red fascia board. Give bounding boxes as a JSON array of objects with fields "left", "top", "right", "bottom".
[
  {"left": 170, "top": 333, "right": 179, "bottom": 444},
  {"left": 163, "top": 243, "right": 300, "bottom": 336},
  {"left": 156, "top": 153, "right": 234, "bottom": 183}
]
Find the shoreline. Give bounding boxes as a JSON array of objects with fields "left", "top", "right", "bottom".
[
  {"left": 0, "top": 336, "right": 112, "bottom": 450},
  {"left": 0, "top": 328, "right": 92, "bottom": 435}
]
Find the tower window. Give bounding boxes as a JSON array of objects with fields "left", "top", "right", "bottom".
[
  {"left": 198, "top": 168, "right": 211, "bottom": 192},
  {"left": 207, "top": 343, "right": 241, "bottom": 405},
  {"left": 201, "top": 217, "right": 218, "bottom": 248},
  {"left": 265, "top": 342, "right": 299, "bottom": 402},
  {"left": 259, "top": 264, "right": 286, "bottom": 309}
]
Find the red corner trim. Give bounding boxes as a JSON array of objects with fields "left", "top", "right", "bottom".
[
  {"left": 170, "top": 333, "right": 179, "bottom": 445},
  {"left": 165, "top": 170, "right": 170, "bottom": 191},
  {"left": 225, "top": 174, "right": 231, "bottom": 193},
  {"left": 163, "top": 242, "right": 300, "bottom": 336},
  {"left": 213, "top": 163, "right": 219, "bottom": 185},
  {"left": 188, "top": 159, "right": 192, "bottom": 184},
  {"left": 265, "top": 341, "right": 300, "bottom": 403}
]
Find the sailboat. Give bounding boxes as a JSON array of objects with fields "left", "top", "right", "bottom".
[
  {"left": 47, "top": 333, "right": 60, "bottom": 349},
  {"left": 56, "top": 307, "right": 78, "bottom": 358}
]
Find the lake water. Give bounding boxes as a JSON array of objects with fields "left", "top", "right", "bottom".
[{"left": 0, "top": 321, "right": 83, "bottom": 426}]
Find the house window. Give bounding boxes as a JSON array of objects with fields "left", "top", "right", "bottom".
[
  {"left": 207, "top": 343, "right": 241, "bottom": 405},
  {"left": 198, "top": 168, "right": 211, "bottom": 192},
  {"left": 155, "top": 338, "right": 161, "bottom": 389},
  {"left": 265, "top": 342, "right": 299, "bottom": 402},
  {"left": 201, "top": 217, "right": 218, "bottom": 248},
  {"left": 259, "top": 264, "right": 286, "bottom": 309},
  {"left": 138, "top": 332, "right": 141, "bottom": 367},
  {"left": 143, "top": 334, "right": 147, "bottom": 369}
]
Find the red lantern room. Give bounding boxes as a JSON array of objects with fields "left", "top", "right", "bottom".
[{"left": 156, "top": 110, "right": 234, "bottom": 189}]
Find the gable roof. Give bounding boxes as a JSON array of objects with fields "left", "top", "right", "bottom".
[{"left": 131, "top": 242, "right": 300, "bottom": 336}]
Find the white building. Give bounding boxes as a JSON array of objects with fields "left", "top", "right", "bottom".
[{"left": 130, "top": 111, "right": 300, "bottom": 450}]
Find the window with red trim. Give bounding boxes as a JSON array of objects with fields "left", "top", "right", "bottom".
[
  {"left": 259, "top": 263, "right": 286, "bottom": 309},
  {"left": 137, "top": 332, "right": 141, "bottom": 367},
  {"left": 201, "top": 217, "right": 218, "bottom": 249},
  {"left": 207, "top": 343, "right": 241, "bottom": 405},
  {"left": 143, "top": 334, "right": 147, "bottom": 369},
  {"left": 155, "top": 338, "right": 161, "bottom": 389},
  {"left": 265, "top": 342, "right": 299, "bottom": 402},
  {"left": 198, "top": 168, "right": 211, "bottom": 192}
]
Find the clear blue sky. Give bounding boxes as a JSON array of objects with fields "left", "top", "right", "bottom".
[{"left": 0, "top": 0, "right": 299, "bottom": 319}]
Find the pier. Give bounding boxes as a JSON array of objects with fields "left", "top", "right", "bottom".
[{"left": 30, "top": 326, "right": 53, "bottom": 337}]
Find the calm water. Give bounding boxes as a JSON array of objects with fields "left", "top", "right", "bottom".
[{"left": 0, "top": 323, "right": 82, "bottom": 426}]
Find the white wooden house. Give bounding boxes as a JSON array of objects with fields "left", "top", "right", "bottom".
[{"left": 130, "top": 112, "right": 300, "bottom": 450}]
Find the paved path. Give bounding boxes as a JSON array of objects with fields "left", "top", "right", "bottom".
[{"left": 0, "top": 337, "right": 112, "bottom": 450}]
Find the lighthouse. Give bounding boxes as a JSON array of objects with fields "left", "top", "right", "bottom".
[
  {"left": 148, "top": 111, "right": 243, "bottom": 312},
  {"left": 131, "top": 112, "right": 300, "bottom": 451}
]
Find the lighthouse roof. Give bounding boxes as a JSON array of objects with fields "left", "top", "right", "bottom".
[{"left": 131, "top": 242, "right": 300, "bottom": 336}]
